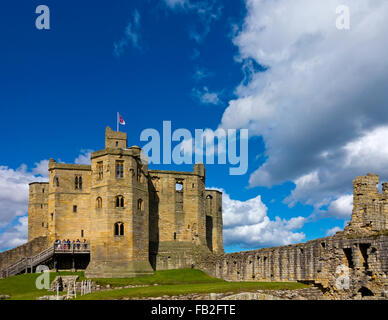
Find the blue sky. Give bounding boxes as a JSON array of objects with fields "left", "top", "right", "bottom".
[{"left": 1, "top": 0, "right": 388, "bottom": 252}]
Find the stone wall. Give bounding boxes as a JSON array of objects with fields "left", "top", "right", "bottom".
[
  {"left": 196, "top": 174, "right": 388, "bottom": 299},
  {"left": 0, "top": 236, "right": 49, "bottom": 273},
  {"left": 196, "top": 233, "right": 388, "bottom": 298}
]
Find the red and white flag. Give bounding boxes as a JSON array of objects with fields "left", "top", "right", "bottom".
[{"left": 118, "top": 113, "right": 125, "bottom": 125}]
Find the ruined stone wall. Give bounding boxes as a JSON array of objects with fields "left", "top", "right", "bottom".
[
  {"left": 204, "top": 190, "right": 223, "bottom": 254},
  {"left": 148, "top": 164, "right": 224, "bottom": 270},
  {"left": 197, "top": 174, "right": 388, "bottom": 299},
  {"left": 148, "top": 165, "right": 209, "bottom": 270},
  {"left": 345, "top": 173, "right": 388, "bottom": 234},
  {"left": 197, "top": 234, "right": 388, "bottom": 298},
  {"left": 0, "top": 236, "right": 49, "bottom": 273}
]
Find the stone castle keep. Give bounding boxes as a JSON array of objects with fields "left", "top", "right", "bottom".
[
  {"left": 1, "top": 128, "right": 388, "bottom": 298},
  {"left": 28, "top": 127, "right": 224, "bottom": 278}
]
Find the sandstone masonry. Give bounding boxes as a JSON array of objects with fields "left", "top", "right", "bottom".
[{"left": 26, "top": 127, "right": 223, "bottom": 278}]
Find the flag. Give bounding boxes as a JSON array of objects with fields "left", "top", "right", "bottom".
[{"left": 118, "top": 113, "right": 125, "bottom": 125}]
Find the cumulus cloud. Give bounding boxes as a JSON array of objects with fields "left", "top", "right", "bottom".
[
  {"left": 220, "top": 0, "right": 388, "bottom": 215},
  {"left": 114, "top": 9, "right": 141, "bottom": 57},
  {"left": 212, "top": 188, "right": 306, "bottom": 248}
]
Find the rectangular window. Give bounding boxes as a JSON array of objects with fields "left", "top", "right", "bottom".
[
  {"left": 81, "top": 230, "right": 84, "bottom": 238},
  {"left": 97, "top": 161, "right": 103, "bottom": 180},
  {"left": 116, "top": 161, "right": 124, "bottom": 178},
  {"left": 73, "top": 205, "right": 77, "bottom": 213}
]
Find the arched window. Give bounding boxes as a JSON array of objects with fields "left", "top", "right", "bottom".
[
  {"left": 137, "top": 199, "right": 143, "bottom": 211},
  {"left": 114, "top": 222, "right": 124, "bottom": 236},
  {"left": 96, "top": 197, "right": 102, "bottom": 209},
  {"left": 54, "top": 176, "right": 59, "bottom": 187},
  {"left": 75, "top": 176, "right": 78, "bottom": 190},
  {"left": 79, "top": 176, "right": 82, "bottom": 190},
  {"left": 116, "top": 195, "right": 124, "bottom": 208}
]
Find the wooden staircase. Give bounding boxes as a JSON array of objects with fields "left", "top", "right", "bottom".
[{"left": 1, "top": 243, "right": 90, "bottom": 278}]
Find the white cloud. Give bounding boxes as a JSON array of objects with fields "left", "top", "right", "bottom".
[
  {"left": 326, "top": 226, "right": 342, "bottom": 236},
  {"left": 0, "top": 151, "right": 93, "bottom": 251},
  {"left": 32, "top": 160, "right": 49, "bottom": 178},
  {"left": 114, "top": 9, "right": 141, "bottom": 57},
  {"left": 0, "top": 164, "right": 46, "bottom": 229},
  {"left": 212, "top": 188, "right": 306, "bottom": 248},
  {"left": 220, "top": 0, "right": 388, "bottom": 215},
  {"left": 193, "top": 87, "right": 221, "bottom": 105},
  {"left": 0, "top": 216, "right": 28, "bottom": 250},
  {"left": 74, "top": 149, "right": 93, "bottom": 165},
  {"left": 326, "top": 194, "right": 353, "bottom": 219}
]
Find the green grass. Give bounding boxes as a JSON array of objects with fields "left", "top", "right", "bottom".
[
  {"left": 92, "top": 269, "right": 225, "bottom": 287},
  {"left": 77, "top": 281, "right": 307, "bottom": 300},
  {"left": 78, "top": 269, "right": 308, "bottom": 300},
  {"left": 0, "top": 269, "right": 308, "bottom": 300},
  {"left": 0, "top": 271, "right": 85, "bottom": 300}
]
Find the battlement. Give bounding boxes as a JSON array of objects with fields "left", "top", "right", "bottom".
[{"left": 105, "top": 126, "right": 127, "bottom": 149}]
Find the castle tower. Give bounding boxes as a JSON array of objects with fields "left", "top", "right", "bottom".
[
  {"left": 85, "top": 127, "right": 153, "bottom": 278},
  {"left": 345, "top": 173, "right": 388, "bottom": 234},
  {"left": 28, "top": 182, "right": 49, "bottom": 241}
]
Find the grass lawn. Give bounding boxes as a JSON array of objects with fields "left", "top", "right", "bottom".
[
  {"left": 0, "top": 271, "right": 85, "bottom": 300},
  {"left": 92, "top": 268, "right": 225, "bottom": 287},
  {"left": 0, "top": 269, "right": 308, "bottom": 300},
  {"left": 78, "top": 269, "right": 308, "bottom": 300},
  {"left": 77, "top": 281, "right": 308, "bottom": 300}
]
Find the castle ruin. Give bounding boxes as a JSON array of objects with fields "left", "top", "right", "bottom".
[{"left": 1, "top": 129, "right": 388, "bottom": 299}]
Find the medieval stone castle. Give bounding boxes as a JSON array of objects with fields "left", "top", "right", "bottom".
[
  {"left": 1, "top": 128, "right": 388, "bottom": 299},
  {"left": 28, "top": 127, "right": 223, "bottom": 278}
]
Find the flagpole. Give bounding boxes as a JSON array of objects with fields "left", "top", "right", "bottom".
[{"left": 117, "top": 112, "right": 119, "bottom": 132}]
